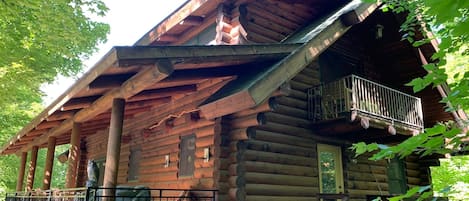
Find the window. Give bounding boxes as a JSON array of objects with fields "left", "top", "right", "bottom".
[
  {"left": 317, "top": 144, "right": 344, "bottom": 194},
  {"left": 179, "top": 134, "right": 196, "bottom": 177},
  {"left": 387, "top": 158, "right": 407, "bottom": 194},
  {"left": 127, "top": 148, "right": 141, "bottom": 181}
]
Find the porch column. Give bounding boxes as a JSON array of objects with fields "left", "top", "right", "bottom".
[
  {"left": 66, "top": 122, "right": 81, "bottom": 188},
  {"left": 103, "top": 98, "right": 125, "bottom": 199},
  {"left": 42, "top": 137, "right": 56, "bottom": 190},
  {"left": 16, "top": 152, "right": 28, "bottom": 191},
  {"left": 26, "top": 146, "right": 39, "bottom": 191}
]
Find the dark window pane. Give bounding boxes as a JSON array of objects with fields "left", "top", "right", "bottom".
[{"left": 179, "top": 134, "right": 196, "bottom": 177}]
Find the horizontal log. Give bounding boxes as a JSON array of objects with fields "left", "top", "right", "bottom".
[
  {"left": 193, "top": 167, "right": 214, "bottom": 179},
  {"left": 139, "top": 171, "right": 177, "bottom": 183},
  {"left": 245, "top": 195, "right": 316, "bottom": 201},
  {"left": 289, "top": 79, "right": 311, "bottom": 91},
  {"left": 347, "top": 180, "right": 389, "bottom": 191},
  {"left": 276, "top": 96, "right": 307, "bottom": 109},
  {"left": 348, "top": 171, "right": 387, "bottom": 182},
  {"left": 274, "top": 103, "right": 308, "bottom": 119},
  {"left": 230, "top": 97, "right": 278, "bottom": 118},
  {"left": 258, "top": 122, "right": 350, "bottom": 145},
  {"left": 347, "top": 189, "right": 389, "bottom": 197},
  {"left": 244, "top": 161, "right": 315, "bottom": 177},
  {"left": 263, "top": 112, "right": 312, "bottom": 129},
  {"left": 228, "top": 176, "right": 245, "bottom": 187},
  {"left": 229, "top": 188, "right": 246, "bottom": 201},
  {"left": 245, "top": 184, "right": 317, "bottom": 196},
  {"left": 195, "top": 135, "right": 214, "bottom": 148},
  {"left": 246, "top": 139, "right": 315, "bottom": 157},
  {"left": 239, "top": 149, "right": 316, "bottom": 167},
  {"left": 248, "top": 129, "right": 314, "bottom": 148},
  {"left": 229, "top": 113, "right": 265, "bottom": 129},
  {"left": 245, "top": 172, "right": 317, "bottom": 187},
  {"left": 229, "top": 127, "right": 255, "bottom": 141}
]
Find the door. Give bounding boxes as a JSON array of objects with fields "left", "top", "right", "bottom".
[{"left": 317, "top": 144, "right": 344, "bottom": 194}]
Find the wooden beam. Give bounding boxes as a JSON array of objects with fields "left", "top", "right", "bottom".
[
  {"left": 42, "top": 137, "right": 56, "bottom": 190},
  {"left": 46, "top": 111, "right": 76, "bottom": 121},
  {"left": 88, "top": 74, "right": 135, "bottom": 90},
  {"left": 26, "top": 146, "right": 38, "bottom": 191},
  {"left": 135, "top": 0, "right": 220, "bottom": 45},
  {"left": 35, "top": 121, "right": 63, "bottom": 130},
  {"left": 16, "top": 152, "right": 27, "bottom": 191},
  {"left": 114, "top": 44, "right": 301, "bottom": 67},
  {"left": 154, "top": 34, "right": 179, "bottom": 42},
  {"left": 179, "top": 16, "right": 204, "bottom": 26},
  {"left": 200, "top": 2, "right": 379, "bottom": 119},
  {"left": 129, "top": 85, "right": 197, "bottom": 102},
  {"left": 103, "top": 99, "right": 125, "bottom": 199},
  {"left": 19, "top": 60, "right": 174, "bottom": 153},
  {"left": 66, "top": 123, "right": 80, "bottom": 188},
  {"left": 61, "top": 96, "right": 101, "bottom": 111},
  {"left": 174, "top": 11, "right": 217, "bottom": 45}
]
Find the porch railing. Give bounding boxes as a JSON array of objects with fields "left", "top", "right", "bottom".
[
  {"left": 307, "top": 75, "right": 424, "bottom": 130},
  {"left": 6, "top": 187, "right": 217, "bottom": 201},
  {"left": 5, "top": 188, "right": 87, "bottom": 201}
]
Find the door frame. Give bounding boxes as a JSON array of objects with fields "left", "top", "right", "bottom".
[{"left": 317, "top": 143, "right": 345, "bottom": 193}]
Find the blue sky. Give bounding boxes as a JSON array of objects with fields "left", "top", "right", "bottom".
[{"left": 43, "top": 0, "right": 186, "bottom": 104}]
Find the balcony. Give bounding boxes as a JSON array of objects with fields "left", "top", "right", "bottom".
[
  {"left": 308, "top": 75, "right": 423, "bottom": 135},
  {"left": 5, "top": 187, "right": 217, "bottom": 201}
]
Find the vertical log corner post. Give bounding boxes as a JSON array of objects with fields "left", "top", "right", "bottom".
[
  {"left": 66, "top": 122, "right": 81, "bottom": 188},
  {"left": 16, "top": 152, "right": 28, "bottom": 191},
  {"left": 26, "top": 146, "right": 39, "bottom": 191},
  {"left": 42, "top": 137, "right": 57, "bottom": 190},
  {"left": 103, "top": 98, "right": 126, "bottom": 200}
]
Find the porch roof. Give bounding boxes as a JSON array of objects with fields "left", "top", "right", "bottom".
[{"left": 0, "top": 44, "right": 300, "bottom": 155}]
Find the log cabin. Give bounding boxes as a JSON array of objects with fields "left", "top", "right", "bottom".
[{"left": 2, "top": 0, "right": 466, "bottom": 201}]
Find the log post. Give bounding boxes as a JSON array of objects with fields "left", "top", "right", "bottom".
[
  {"left": 66, "top": 123, "right": 81, "bottom": 188},
  {"left": 42, "top": 137, "right": 56, "bottom": 190},
  {"left": 103, "top": 98, "right": 125, "bottom": 200},
  {"left": 16, "top": 152, "right": 28, "bottom": 191},
  {"left": 26, "top": 146, "right": 39, "bottom": 191}
]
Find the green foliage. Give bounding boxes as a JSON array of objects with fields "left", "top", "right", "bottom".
[
  {"left": 0, "top": 0, "right": 109, "bottom": 193},
  {"left": 431, "top": 156, "right": 469, "bottom": 200},
  {"left": 355, "top": 0, "right": 469, "bottom": 200}
]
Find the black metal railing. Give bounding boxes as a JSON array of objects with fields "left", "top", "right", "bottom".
[
  {"left": 308, "top": 75, "right": 424, "bottom": 130},
  {"left": 6, "top": 187, "right": 217, "bottom": 201}
]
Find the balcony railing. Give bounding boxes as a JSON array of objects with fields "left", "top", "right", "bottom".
[
  {"left": 6, "top": 187, "right": 217, "bottom": 201},
  {"left": 307, "top": 75, "right": 423, "bottom": 130}
]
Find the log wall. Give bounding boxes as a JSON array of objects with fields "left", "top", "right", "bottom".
[
  {"left": 217, "top": 61, "right": 434, "bottom": 201},
  {"left": 82, "top": 78, "right": 230, "bottom": 191}
]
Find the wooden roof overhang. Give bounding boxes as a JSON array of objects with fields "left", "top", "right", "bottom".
[
  {"left": 0, "top": 44, "right": 301, "bottom": 155},
  {"left": 200, "top": 0, "right": 380, "bottom": 118},
  {"left": 135, "top": 0, "right": 350, "bottom": 46}
]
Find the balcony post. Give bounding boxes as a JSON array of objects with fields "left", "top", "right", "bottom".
[
  {"left": 26, "top": 146, "right": 39, "bottom": 191},
  {"left": 16, "top": 152, "right": 28, "bottom": 191},
  {"left": 66, "top": 122, "right": 81, "bottom": 188},
  {"left": 42, "top": 137, "right": 57, "bottom": 190},
  {"left": 103, "top": 98, "right": 125, "bottom": 200}
]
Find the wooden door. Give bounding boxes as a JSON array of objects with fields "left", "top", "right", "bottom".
[{"left": 317, "top": 144, "right": 344, "bottom": 194}]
